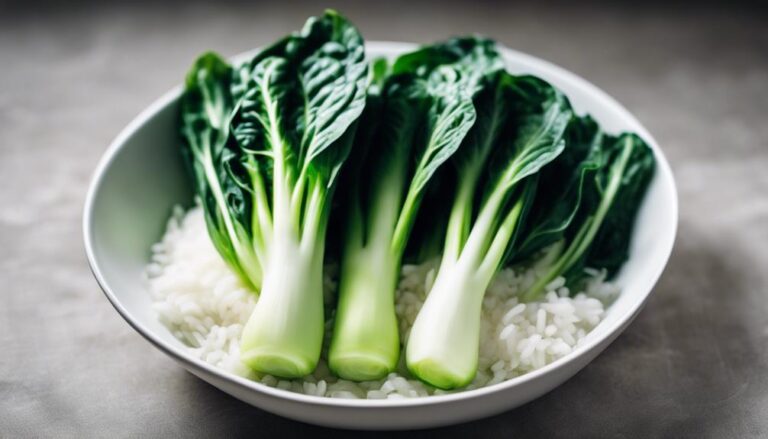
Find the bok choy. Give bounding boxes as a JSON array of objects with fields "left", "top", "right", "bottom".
[
  {"left": 181, "top": 53, "right": 261, "bottom": 290},
  {"left": 181, "top": 11, "right": 367, "bottom": 378},
  {"left": 405, "top": 75, "right": 572, "bottom": 389},
  {"left": 328, "top": 38, "right": 503, "bottom": 381},
  {"left": 179, "top": 18, "right": 656, "bottom": 386}
]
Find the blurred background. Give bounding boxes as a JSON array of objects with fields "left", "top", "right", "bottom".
[{"left": 2, "top": 0, "right": 767, "bottom": 437}]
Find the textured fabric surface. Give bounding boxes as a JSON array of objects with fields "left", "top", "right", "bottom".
[{"left": 1, "top": 1, "right": 767, "bottom": 437}]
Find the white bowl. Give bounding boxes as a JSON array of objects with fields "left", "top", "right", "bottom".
[{"left": 83, "top": 42, "right": 677, "bottom": 430}]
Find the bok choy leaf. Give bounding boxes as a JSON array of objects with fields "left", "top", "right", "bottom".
[
  {"left": 518, "top": 128, "right": 656, "bottom": 302},
  {"left": 180, "top": 53, "right": 262, "bottom": 290}
]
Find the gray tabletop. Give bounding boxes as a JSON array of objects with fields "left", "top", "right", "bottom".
[{"left": 2, "top": 1, "right": 767, "bottom": 437}]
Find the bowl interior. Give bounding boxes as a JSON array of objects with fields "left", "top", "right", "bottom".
[{"left": 84, "top": 42, "right": 677, "bottom": 410}]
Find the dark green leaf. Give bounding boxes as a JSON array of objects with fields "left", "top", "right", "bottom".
[
  {"left": 234, "top": 10, "right": 367, "bottom": 190},
  {"left": 584, "top": 133, "right": 656, "bottom": 276},
  {"left": 519, "top": 130, "right": 656, "bottom": 301},
  {"left": 512, "top": 115, "right": 603, "bottom": 262},
  {"left": 391, "top": 36, "right": 503, "bottom": 78},
  {"left": 179, "top": 52, "right": 260, "bottom": 288},
  {"left": 490, "top": 75, "right": 572, "bottom": 192}
]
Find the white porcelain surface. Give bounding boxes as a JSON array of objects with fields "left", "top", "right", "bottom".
[{"left": 83, "top": 42, "right": 677, "bottom": 430}]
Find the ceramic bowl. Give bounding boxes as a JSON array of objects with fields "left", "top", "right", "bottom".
[{"left": 84, "top": 42, "right": 677, "bottom": 430}]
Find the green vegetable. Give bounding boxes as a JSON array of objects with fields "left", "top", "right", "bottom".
[
  {"left": 517, "top": 123, "right": 656, "bottom": 301},
  {"left": 236, "top": 11, "right": 367, "bottom": 378},
  {"left": 406, "top": 75, "right": 572, "bottom": 389},
  {"left": 180, "top": 18, "right": 656, "bottom": 385},
  {"left": 180, "top": 52, "right": 262, "bottom": 290},
  {"left": 180, "top": 11, "right": 367, "bottom": 378},
  {"left": 328, "top": 39, "right": 502, "bottom": 381},
  {"left": 510, "top": 116, "right": 604, "bottom": 265}
]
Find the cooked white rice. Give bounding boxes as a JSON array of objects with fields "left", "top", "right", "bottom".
[{"left": 146, "top": 206, "right": 618, "bottom": 399}]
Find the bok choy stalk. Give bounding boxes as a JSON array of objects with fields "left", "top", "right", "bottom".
[
  {"left": 406, "top": 75, "right": 572, "bottom": 389},
  {"left": 328, "top": 39, "right": 503, "bottom": 381},
  {"left": 181, "top": 11, "right": 368, "bottom": 378},
  {"left": 516, "top": 117, "right": 656, "bottom": 302}
]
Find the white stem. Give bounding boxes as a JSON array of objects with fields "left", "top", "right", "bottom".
[
  {"left": 240, "top": 228, "right": 324, "bottom": 378},
  {"left": 406, "top": 257, "right": 490, "bottom": 389}
]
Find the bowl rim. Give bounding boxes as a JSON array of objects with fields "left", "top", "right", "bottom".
[{"left": 83, "top": 41, "right": 678, "bottom": 408}]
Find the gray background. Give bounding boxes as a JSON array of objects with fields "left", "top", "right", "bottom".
[{"left": 2, "top": 0, "right": 767, "bottom": 437}]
